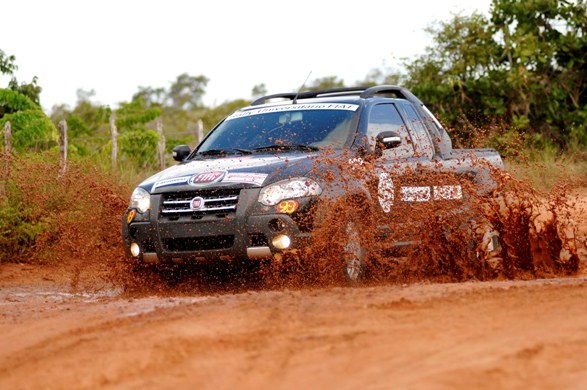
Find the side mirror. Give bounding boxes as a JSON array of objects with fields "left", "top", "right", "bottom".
[
  {"left": 172, "top": 145, "right": 191, "bottom": 162},
  {"left": 376, "top": 131, "right": 402, "bottom": 150}
]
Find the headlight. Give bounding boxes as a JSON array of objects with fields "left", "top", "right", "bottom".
[
  {"left": 258, "top": 177, "right": 322, "bottom": 206},
  {"left": 130, "top": 187, "right": 151, "bottom": 213}
]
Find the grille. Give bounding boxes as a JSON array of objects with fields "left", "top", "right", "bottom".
[
  {"left": 161, "top": 189, "right": 240, "bottom": 217},
  {"left": 162, "top": 235, "right": 234, "bottom": 251}
]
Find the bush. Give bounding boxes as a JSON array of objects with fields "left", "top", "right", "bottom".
[{"left": 0, "top": 152, "right": 129, "bottom": 264}]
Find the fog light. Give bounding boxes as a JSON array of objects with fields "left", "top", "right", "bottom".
[
  {"left": 272, "top": 234, "right": 291, "bottom": 250},
  {"left": 130, "top": 242, "right": 141, "bottom": 257}
]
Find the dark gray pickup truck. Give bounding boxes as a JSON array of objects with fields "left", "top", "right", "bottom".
[{"left": 122, "top": 85, "right": 504, "bottom": 281}]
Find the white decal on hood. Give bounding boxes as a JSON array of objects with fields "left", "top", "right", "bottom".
[
  {"left": 153, "top": 172, "right": 269, "bottom": 190},
  {"left": 156, "top": 155, "right": 311, "bottom": 182},
  {"left": 223, "top": 173, "right": 268, "bottom": 186},
  {"left": 152, "top": 176, "right": 191, "bottom": 190}
]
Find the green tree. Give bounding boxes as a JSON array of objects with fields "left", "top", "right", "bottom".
[
  {"left": 358, "top": 67, "right": 403, "bottom": 87},
  {"left": 132, "top": 86, "right": 167, "bottom": 108},
  {"left": 308, "top": 76, "right": 346, "bottom": 90},
  {"left": 403, "top": 1, "right": 587, "bottom": 150},
  {"left": 50, "top": 89, "right": 111, "bottom": 157},
  {"left": 490, "top": 0, "right": 587, "bottom": 147},
  {"left": 251, "top": 83, "right": 267, "bottom": 99},
  {"left": 1, "top": 49, "right": 55, "bottom": 152},
  {"left": 168, "top": 73, "right": 209, "bottom": 110},
  {"left": 0, "top": 49, "right": 17, "bottom": 75},
  {"left": 116, "top": 96, "right": 162, "bottom": 169}
]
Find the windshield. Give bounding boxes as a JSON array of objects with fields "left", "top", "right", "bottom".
[{"left": 196, "top": 103, "right": 359, "bottom": 156}]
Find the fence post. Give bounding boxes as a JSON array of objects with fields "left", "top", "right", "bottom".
[
  {"left": 110, "top": 113, "right": 117, "bottom": 169},
  {"left": 1, "top": 121, "right": 12, "bottom": 198},
  {"left": 4, "top": 121, "right": 11, "bottom": 155},
  {"left": 196, "top": 119, "right": 204, "bottom": 145},
  {"left": 156, "top": 118, "right": 165, "bottom": 170},
  {"left": 58, "top": 120, "right": 68, "bottom": 177}
]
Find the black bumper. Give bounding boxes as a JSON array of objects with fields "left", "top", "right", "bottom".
[{"left": 122, "top": 188, "right": 314, "bottom": 264}]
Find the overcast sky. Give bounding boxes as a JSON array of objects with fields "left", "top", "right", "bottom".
[{"left": 1, "top": 0, "right": 490, "bottom": 113}]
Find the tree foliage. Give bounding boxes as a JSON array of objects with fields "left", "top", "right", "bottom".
[
  {"left": 0, "top": 50, "right": 53, "bottom": 152},
  {"left": 251, "top": 83, "right": 267, "bottom": 99},
  {"left": 404, "top": 0, "right": 587, "bottom": 149},
  {"left": 110, "top": 97, "right": 162, "bottom": 169},
  {"left": 308, "top": 76, "right": 346, "bottom": 90},
  {"left": 0, "top": 49, "right": 17, "bottom": 75},
  {"left": 7, "top": 0, "right": 586, "bottom": 164}
]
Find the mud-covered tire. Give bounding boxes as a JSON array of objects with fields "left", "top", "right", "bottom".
[
  {"left": 341, "top": 219, "right": 369, "bottom": 283},
  {"left": 312, "top": 197, "right": 373, "bottom": 285}
]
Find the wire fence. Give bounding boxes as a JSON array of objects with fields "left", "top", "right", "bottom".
[{"left": 1, "top": 116, "right": 205, "bottom": 187}]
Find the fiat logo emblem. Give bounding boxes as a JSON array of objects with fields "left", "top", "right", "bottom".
[
  {"left": 190, "top": 171, "right": 226, "bottom": 185},
  {"left": 190, "top": 197, "right": 204, "bottom": 210}
]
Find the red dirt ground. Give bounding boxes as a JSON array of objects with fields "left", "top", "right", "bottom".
[{"left": 0, "top": 190, "right": 586, "bottom": 389}]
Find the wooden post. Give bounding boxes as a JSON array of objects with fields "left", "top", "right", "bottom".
[
  {"left": 1, "top": 121, "right": 12, "bottom": 198},
  {"left": 4, "top": 121, "right": 11, "bottom": 155},
  {"left": 196, "top": 119, "right": 204, "bottom": 145},
  {"left": 156, "top": 118, "right": 165, "bottom": 170},
  {"left": 110, "top": 113, "right": 117, "bottom": 169},
  {"left": 58, "top": 120, "right": 68, "bottom": 177}
]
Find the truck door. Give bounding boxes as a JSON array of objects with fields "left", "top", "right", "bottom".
[{"left": 366, "top": 103, "right": 462, "bottom": 234}]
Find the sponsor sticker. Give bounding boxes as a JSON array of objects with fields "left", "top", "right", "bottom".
[
  {"left": 126, "top": 209, "right": 136, "bottom": 224},
  {"left": 223, "top": 172, "right": 268, "bottom": 186},
  {"left": 433, "top": 185, "right": 463, "bottom": 200},
  {"left": 378, "top": 172, "right": 394, "bottom": 213},
  {"left": 225, "top": 103, "right": 360, "bottom": 121},
  {"left": 399, "top": 185, "right": 463, "bottom": 203},
  {"left": 277, "top": 200, "right": 299, "bottom": 214},
  {"left": 400, "top": 186, "right": 431, "bottom": 202}
]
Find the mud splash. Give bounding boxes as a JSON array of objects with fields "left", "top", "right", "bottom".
[
  {"left": 1, "top": 152, "right": 583, "bottom": 295},
  {"left": 263, "top": 150, "right": 582, "bottom": 287}
]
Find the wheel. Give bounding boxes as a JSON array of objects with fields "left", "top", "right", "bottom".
[
  {"left": 312, "top": 197, "right": 373, "bottom": 285},
  {"left": 342, "top": 219, "right": 368, "bottom": 283}
]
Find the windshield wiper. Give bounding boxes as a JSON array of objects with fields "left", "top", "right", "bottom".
[
  {"left": 197, "top": 148, "right": 253, "bottom": 156},
  {"left": 253, "top": 144, "right": 319, "bottom": 153}
]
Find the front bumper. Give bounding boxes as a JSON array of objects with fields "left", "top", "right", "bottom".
[{"left": 122, "top": 188, "right": 314, "bottom": 265}]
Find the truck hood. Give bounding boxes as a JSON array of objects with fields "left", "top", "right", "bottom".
[{"left": 139, "top": 152, "right": 320, "bottom": 193}]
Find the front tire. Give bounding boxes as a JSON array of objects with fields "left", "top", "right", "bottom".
[
  {"left": 312, "top": 197, "right": 373, "bottom": 285},
  {"left": 342, "top": 219, "right": 368, "bottom": 283}
]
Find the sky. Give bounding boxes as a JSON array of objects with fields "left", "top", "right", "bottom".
[{"left": 1, "top": 0, "right": 491, "bottom": 113}]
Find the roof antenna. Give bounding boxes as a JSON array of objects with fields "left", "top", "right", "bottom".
[{"left": 292, "top": 71, "right": 312, "bottom": 104}]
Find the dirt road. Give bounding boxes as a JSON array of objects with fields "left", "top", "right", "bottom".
[
  {"left": 1, "top": 272, "right": 587, "bottom": 389},
  {"left": 0, "top": 191, "right": 586, "bottom": 389}
]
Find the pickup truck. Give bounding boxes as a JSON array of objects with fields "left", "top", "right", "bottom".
[{"left": 122, "top": 85, "right": 505, "bottom": 282}]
